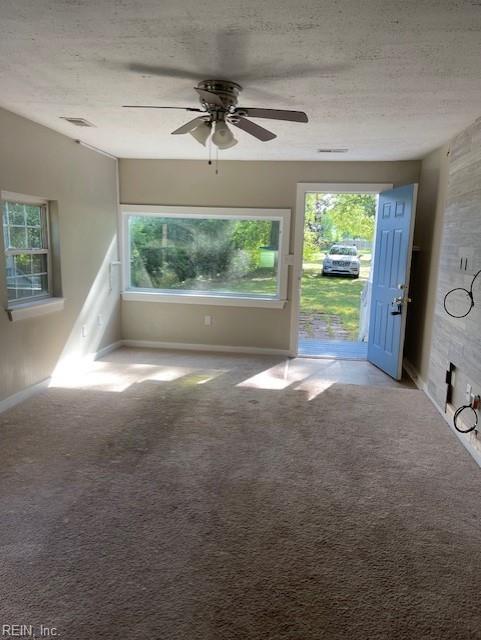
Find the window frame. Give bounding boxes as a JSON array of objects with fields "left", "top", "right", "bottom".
[
  {"left": 1, "top": 191, "right": 52, "bottom": 306},
  {"left": 120, "top": 205, "right": 290, "bottom": 308}
]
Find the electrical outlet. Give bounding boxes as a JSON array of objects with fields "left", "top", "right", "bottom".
[
  {"left": 457, "top": 248, "right": 474, "bottom": 273},
  {"left": 81, "top": 324, "right": 87, "bottom": 338},
  {"left": 466, "top": 384, "right": 472, "bottom": 403},
  {"left": 204, "top": 315, "right": 212, "bottom": 327}
]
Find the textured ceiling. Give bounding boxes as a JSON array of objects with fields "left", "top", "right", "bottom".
[{"left": 1, "top": 0, "right": 481, "bottom": 160}]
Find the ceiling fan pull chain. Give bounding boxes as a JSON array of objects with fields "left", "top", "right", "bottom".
[
  {"left": 216, "top": 146, "right": 219, "bottom": 175},
  {"left": 208, "top": 135, "right": 212, "bottom": 166}
]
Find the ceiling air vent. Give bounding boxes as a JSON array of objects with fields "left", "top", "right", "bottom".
[
  {"left": 60, "top": 117, "right": 96, "bottom": 127},
  {"left": 318, "top": 148, "right": 349, "bottom": 154}
]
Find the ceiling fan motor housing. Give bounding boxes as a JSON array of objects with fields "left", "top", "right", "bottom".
[{"left": 197, "top": 80, "right": 242, "bottom": 111}]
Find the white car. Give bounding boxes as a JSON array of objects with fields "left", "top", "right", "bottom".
[{"left": 322, "top": 245, "right": 360, "bottom": 278}]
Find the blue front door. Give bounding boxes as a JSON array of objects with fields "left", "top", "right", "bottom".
[{"left": 368, "top": 185, "right": 418, "bottom": 379}]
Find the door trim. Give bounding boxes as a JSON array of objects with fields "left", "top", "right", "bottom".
[
  {"left": 289, "top": 182, "right": 394, "bottom": 357},
  {"left": 394, "top": 183, "right": 418, "bottom": 379}
]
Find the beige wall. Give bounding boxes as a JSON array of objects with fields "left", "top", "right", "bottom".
[
  {"left": 0, "top": 102, "right": 474, "bottom": 410},
  {"left": 119, "top": 159, "right": 421, "bottom": 351},
  {"left": 0, "top": 108, "right": 120, "bottom": 401},
  {"left": 404, "top": 145, "right": 449, "bottom": 381}
]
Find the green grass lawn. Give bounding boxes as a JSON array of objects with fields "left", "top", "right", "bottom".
[
  {"left": 301, "top": 252, "right": 371, "bottom": 340},
  {"left": 174, "top": 268, "right": 278, "bottom": 297}
]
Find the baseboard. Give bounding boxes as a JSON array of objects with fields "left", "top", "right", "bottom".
[
  {"left": 78, "top": 340, "right": 124, "bottom": 365},
  {"left": 0, "top": 340, "right": 122, "bottom": 415},
  {"left": 403, "top": 358, "right": 427, "bottom": 391},
  {"left": 93, "top": 340, "right": 123, "bottom": 360},
  {"left": 403, "top": 358, "right": 481, "bottom": 469},
  {"left": 425, "top": 387, "right": 481, "bottom": 469},
  {"left": 121, "top": 339, "right": 290, "bottom": 357},
  {"left": 0, "top": 377, "right": 51, "bottom": 414},
  {"left": 0, "top": 338, "right": 283, "bottom": 415}
]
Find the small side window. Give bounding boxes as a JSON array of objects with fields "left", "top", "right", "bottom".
[{"left": 2, "top": 197, "right": 51, "bottom": 304}]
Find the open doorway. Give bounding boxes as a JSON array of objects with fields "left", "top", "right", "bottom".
[{"left": 295, "top": 186, "right": 386, "bottom": 359}]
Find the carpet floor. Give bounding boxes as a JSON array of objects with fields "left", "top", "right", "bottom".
[{"left": 0, "top": 349, "right": 480, "bottom": 639}]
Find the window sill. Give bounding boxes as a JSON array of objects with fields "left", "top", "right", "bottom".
[
  {"left": 6, "top": 297, "right": 65, "bottom": 322},
  {"left": 122, "top": 290, "right": 287, "bottom": 309}
]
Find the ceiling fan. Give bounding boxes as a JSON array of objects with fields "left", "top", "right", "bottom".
[{"left": 123, "top": 79, "right": 308, "bottom": 149}]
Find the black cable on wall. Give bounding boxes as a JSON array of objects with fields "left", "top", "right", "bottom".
[
  {"left": 453, "top": 403, "right": 479, "bottom": 434},
  {"left": 443, "top": 270, "right": 480, "bottom": 433},
  {"left": 443, "top": 269, "right": 481, "bottom": 318}
]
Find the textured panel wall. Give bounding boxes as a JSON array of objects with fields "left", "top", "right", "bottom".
[{"left": 428, "top": 118, "right": 481, "bottom": 410}]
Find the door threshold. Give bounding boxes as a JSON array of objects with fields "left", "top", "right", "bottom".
[
  {"left": 298, "top": 338, "right": 368, "bottom": 360},
  {"left": 298, "top": 353, "right": 367, "bottom": 361}
]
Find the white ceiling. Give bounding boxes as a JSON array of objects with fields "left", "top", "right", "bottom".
[{"left": 1, "top": 0, "right": 481, "bottom": 161}]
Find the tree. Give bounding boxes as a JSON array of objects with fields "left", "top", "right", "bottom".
[
  {"left": 304, "top": 193, "right": 335, "bottom": 256},
  {"left": 129, "top": 216, "right": 277, "bottom": 288},
  {"left": 327, "top": 194, "right": 376, "bottom": 240},
  {"left": 303, "top": 193, "right": 376, "bottom": 252}
]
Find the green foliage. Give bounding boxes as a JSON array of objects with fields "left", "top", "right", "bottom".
[
  {"left": 302, "top": 229, "right": 321, "bottom": 261},
  {"left": 232, "top": 219, "right": 272, "bottom": 269},
  {"left": 164, "top": 247, "right": 196, "bottom": 282},
  {"left": 129, "top": 216, "right": 278, "bottom": 290},
  {"left": 227, "top": 250, "right": 251, "bottom": 280},
  {"left": 191, "top": 233, "right": 233, "bottom": 279},
  {"left": 232, "top": 219, "right": 271, "bottom": 249},
  {"left": 304, "top": 192, "right": 376, "bottom": 247},
  {"left": 14, "top": 254, "right": 31, "bottom": 273},
  {"left": 328, "top": 194, "right": 376, "bottom": 240}
]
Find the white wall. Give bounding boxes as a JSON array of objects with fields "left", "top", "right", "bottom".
[
  {"left": 119, "top": 159, "right": 421, "bottom": 351},
  {"left": 0, "top": 108, "right": 120, "bottom": 401}
]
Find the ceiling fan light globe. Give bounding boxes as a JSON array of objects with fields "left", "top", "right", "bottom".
[
  {"left": 215, "top": 137, "right": 238, "bottom": 150},
  {"left": 189, "top": 122, "right": 211, "bottom": 146},
  {"left": 212, "top": 120, "right": 237, "bottom": 149}
]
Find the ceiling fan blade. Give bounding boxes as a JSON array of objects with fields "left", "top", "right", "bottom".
[
  {"left": 236, "top": 108, "right": 308, "bottom": 123},
  {"left": 123, "top": 105, "right": 203, "bottom": 112},
  {"left": 194, "top": 87, "right": 225, "bottom": 107},
  {"left": 171, "top": 117, "right": 209, "bottom": 135},
  {"left": 230, "top": 117, "right": 276, "bottom": 142}
]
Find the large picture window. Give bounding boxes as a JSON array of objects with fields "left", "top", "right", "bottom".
[
  {"left": 2, "top": 196, "right": 50, "bottom": 303},
  {"left": 122, "top": 206, "right": 290, "bottom": 306}
]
